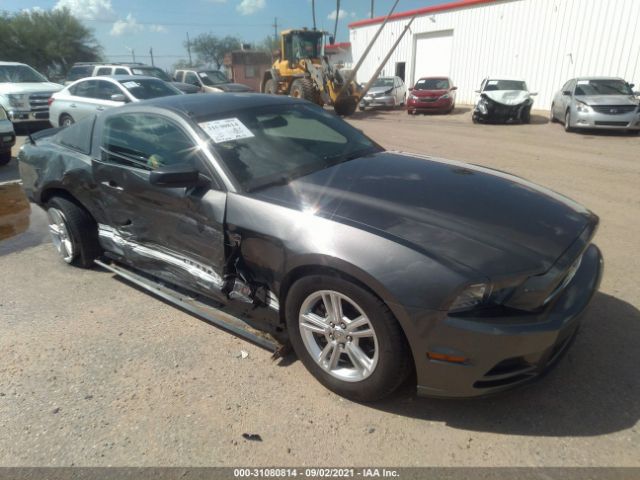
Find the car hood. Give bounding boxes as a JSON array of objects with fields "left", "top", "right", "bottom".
[
  {"left": 171, "top": 81, "right": 200, "bottom": 94},
  {"left": 412, "top": 89, "right": 448, "bottom": 97},
  {"left": 366, "top": 86, "right": 393, "bottom": 96},
  {"left": 577, "top": 94, "right": 639, "bottom": 106},
  {"left": 249, "top": 152, "right": 596, "bottom": 278},
  {"left": 484, "top": 90, "right": 531, "bottom": 105},
  {"left": 214, "top": 82, "right": 252, "bottom": 92},
  {"left": 0, "top": 82, "right": 63, "bottom": 95}
]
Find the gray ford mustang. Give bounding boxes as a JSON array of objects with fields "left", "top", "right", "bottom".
[{"left": 18, "top": 94, "right": 603, "bottom": 401}]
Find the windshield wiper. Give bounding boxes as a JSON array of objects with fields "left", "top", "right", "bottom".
[{"left": 245, "top": 174, "right": 296, "bottom": 193}]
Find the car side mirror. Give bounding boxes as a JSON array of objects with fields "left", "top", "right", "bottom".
[
  {"left": 408, "top": 87, "right": 413, "bottom": 91},
  {"left": 530, "top": 92, "right": 538, "bottom": 96},
  {"left": 562, "top": 90, "right": 572, "bottom": 96},
  {"left": 110, "top": 93, "right": 127, "bottom": 103},
  {"left": 474, "top": 89, "right": 481, "bottom": 94},
  {"left": 329, "top": 36, "right": 335, "bottom": 45},
  {"left": 451, "top": 86, "right": 458, "bottom": 91},
  {"left": 149, "top": 164, "right": 211, "bottom": 189}
]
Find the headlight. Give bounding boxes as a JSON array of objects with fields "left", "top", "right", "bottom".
[
  {"left": 477, "top": 99, "right": 488, "bottom": 115},
  {"left": 449, "top": 283, "right": 489, "bottom": 313},
  {"left": 575, "top": 101, "right": 591, "bottom": 113},
  {"left": 7, "top": 94, "right": 29, "bottom": 108},
  {"left": 409, "top": 94, "right": 418, "bottom": 100},
  {"left": 384, "top": 88, "right": 392, "bottom": 95},
  {"left": 439, "top": 93, "right": 451, "bottom": 100}
]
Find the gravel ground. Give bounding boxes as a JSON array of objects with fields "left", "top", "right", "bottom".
[{"left": 0, "top": 108, "right": 638, "bottom": 467}]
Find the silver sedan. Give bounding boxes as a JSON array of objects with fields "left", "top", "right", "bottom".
[
  {"left": 359, "top": 76, "right": 407, "bottom": 110},
  {"left": 550, "top": 77, "right": 640, "bottom": 133},
  {"left": 49, "top": 75, "right": 182, "bottom": 127}
]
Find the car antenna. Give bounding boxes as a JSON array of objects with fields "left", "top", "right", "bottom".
[{"left": 24, "top": 124, "right": 36, "bottom": 146}]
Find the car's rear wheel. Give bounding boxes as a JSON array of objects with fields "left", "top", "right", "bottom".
[
  {"left": 46, "top": 196, "right": 101, "bottom": 268},
  {"left": 286, "top": 274, "right": 411, "bottom": 402},
  {"left": 60, "top": 114, "right": 74, "bottom": 127},
  {"left": 0, "top": 150, "right": 10, "bottom": 166},
  {"left": 549, "top": 104, "right": 556, "bottom": 123}
]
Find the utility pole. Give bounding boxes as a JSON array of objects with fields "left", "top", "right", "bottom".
[
  {"left": 371, "top": 0, "right": 374, "bottom": 18},
  {"left": 333, "top": 0, "right": 340, "bottom": 41},
  {"left": 149, "top": 47, "right": 154, "bottom": 66},
  {"left": 186, "top": 32, "right": 193, "bottom": 67},
  {"left": 312, "top": 0, "right": 316, "bottom": 29},
  {"left": 272, "top": 17, "right": 278, "bottom": 43}
]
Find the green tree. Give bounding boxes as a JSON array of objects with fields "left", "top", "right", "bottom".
[{"left": 187, "top": 34, "right": 241, "bottom": 70}]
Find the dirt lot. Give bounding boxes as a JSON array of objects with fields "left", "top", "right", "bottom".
[{"left": 0, "top": 108, "right": 639, "bottom": 467}]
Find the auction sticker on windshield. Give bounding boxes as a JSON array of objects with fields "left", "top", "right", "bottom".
[{"left": 199, "top": 118, "right": 254, "bottom": 143}]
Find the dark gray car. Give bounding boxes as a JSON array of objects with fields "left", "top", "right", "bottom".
[{"left": 18, "top": 94, "right": 603, "bottom": 401}]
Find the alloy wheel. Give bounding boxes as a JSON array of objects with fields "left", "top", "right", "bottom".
[
  {"left": 298, "top": 290, "right": 379, "bottom": 382},
  {"left": 47, "top": 207, "right": 74, "bottom": 263}
]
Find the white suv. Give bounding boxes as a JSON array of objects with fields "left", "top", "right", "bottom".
[{"left": 0, "top": 62, "right": 63, "bottom": 124}]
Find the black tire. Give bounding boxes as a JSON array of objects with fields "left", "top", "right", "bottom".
[
  {"left": 60, "top": 114, "right": 74, "bottom": 127},
  {"left": 472, "top": 113, "right": 479, "bottom": 124},
  {"left": 286, "top": 274, "right": 412, "bottom": 402},
  {"left": 289, "top": 78, "right": 315, "bottom": 102},
  {"left": 46, "top": 196, "right": 101, "bottom": 268},
  {"left": 334, "top": 96, "right": 358, "bottom": 116},
  {"left": 521, "top": 106, "right": 531, "bottom": 124},
  {"left": 564, "top": 110, "right": 573, "bottom": 132},
  {"left": 264, "top": 78, "right": 277, "bottom": 95},
  {"left": 0, "top": 150, "right": 10, "bottom": 166}
]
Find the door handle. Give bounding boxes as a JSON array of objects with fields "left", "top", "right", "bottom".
[
  {"left": 96, "top": 106, "right": 105, "bottom": 111},
  {"left": 70, "top": 103, "right": 76, "bottom": 108},
  {"left": 101, "top": 180, "right": 123, "bottom": 191}
]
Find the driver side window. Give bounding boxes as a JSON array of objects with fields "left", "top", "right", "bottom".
[
  {"left": 101, "top": 113, "right": 199, "bottom": 171},
  {"left": 184, "top": 72, "right": 199, "bottom": 86}
]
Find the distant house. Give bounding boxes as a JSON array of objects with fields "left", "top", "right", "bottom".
[{"left": 223, "top": 50, "right": 272, "bottom": 92}]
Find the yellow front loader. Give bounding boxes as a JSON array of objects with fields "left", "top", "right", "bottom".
[{"left": 261, "top": 29, "right": 361, "bottom": 116}]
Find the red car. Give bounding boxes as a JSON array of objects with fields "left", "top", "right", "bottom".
[{"left": 407, "top": 77, "right": 457, "bottom": 114}]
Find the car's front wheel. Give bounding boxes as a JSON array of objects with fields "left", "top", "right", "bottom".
[
  {"left": 565, "top": 110, "right": 573, "bottom": 132},
  {"left": 46, "top": 196, "right": 101, "bottom": 268},
  {"left": 286, "top": 274, "right": 411, "bottom": 402}
]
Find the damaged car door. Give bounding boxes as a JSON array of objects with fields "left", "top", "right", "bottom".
[{"left": 92, "top": 110, "right": 228, "bottom": 300}]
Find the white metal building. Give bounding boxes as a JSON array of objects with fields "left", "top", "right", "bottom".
[{"left": 349, "top": 0, "right": 640, "bottom": 109}]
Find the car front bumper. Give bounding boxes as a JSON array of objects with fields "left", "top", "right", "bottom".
[
  {"left": 0, "top": 123, "right": 16, "bottom": 151},
  {"left": 572, "top": 109, "right": 640, "bottom": 130},
  {"left": 407, "top": 97, "right": 452, "bottom": 112},
  {"left": 6, "top": 109, "right": 50, "bottom": 123},
  {"left": 360, "top": 95, "right": 396, "bottom": 108},
  {"left": 400, "top": 243, "right": 603, "bottom": 398}
]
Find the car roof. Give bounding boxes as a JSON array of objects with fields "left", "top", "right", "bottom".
[
  {"left": 129, "top": 93, "right": 302, "bottom": 120},
  {"left": 93, "top": 75, "right": 159, "bottom": 81},
  {"left": 417, "top": 76, "right": 450, "bottom": 80},
  {"left": 485, "top": 77, "right": 526, "bottom": 82},
  {"left": 574, "top": 76, "right": 625, "bottom": 81},
  {"left": 0, "top": 61, "right": 27, "bottom": 66}
]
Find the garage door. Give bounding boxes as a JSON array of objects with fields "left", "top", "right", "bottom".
[{"left": 412, "top": 30, "right": 454, "bottom": 85}]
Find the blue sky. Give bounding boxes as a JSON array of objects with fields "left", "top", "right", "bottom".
[{"left": 1, "top": 0, "right": 444, "bottom": 70}]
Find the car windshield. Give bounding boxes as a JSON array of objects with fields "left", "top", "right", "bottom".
[
  {"left": 574, "top": 79, "right": 633, "bottom": 96},
  {"left": 0, "top": 65, "right": 48, "bottom": 83},
  {"left": 415, "top": 78, "right": 450, "bottom": 90},
  {"left": 118, "top": 79, "right": 181, "bottom": 100},
  {"left": 199, "top": 103, "right": 381, "bottom": 192},
  {"left": 484, "top": 80, "right": 527, "bottom": 91},
  {"left": 198, "top": 71, "right": 229, "bottom": 86},
  {"left": 373, "top": 78, "right": 394, "bottom": 88},
  {"left": 131, "top": 67, "right": 172, "bottom": 82},
  {"left": 0, "top": 107, "right": 7, "bottom": 121}
]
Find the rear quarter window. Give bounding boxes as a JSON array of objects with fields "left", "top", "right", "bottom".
[
  {"left": 57, "top": 116, "right": 96, "bottom": 154},
  {"left": 66, "top": 66, "right": 93, "bottom": 82}
]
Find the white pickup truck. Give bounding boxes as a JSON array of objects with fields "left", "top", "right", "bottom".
[{"left": 0, "top": 61, "right": 63, "bottom": 125}]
